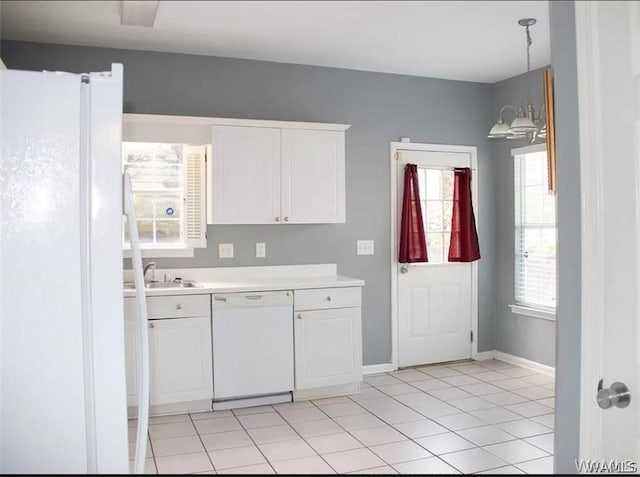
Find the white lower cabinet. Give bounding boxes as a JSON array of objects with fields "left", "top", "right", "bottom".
[
  {"left": 124, "top": 285, "right": 363, "bottom": 409},
  {"left": 124, "top": 295, "right": 213, "bottom": 409},
  {"left": 294, "top": 288, "right": 363, "bottom": 390},
  {"left": 124, "top": 319, "right": 139, "bottom": 407},
  {"left": 148, "top": 316, "right": 213, "bottom": 405}
]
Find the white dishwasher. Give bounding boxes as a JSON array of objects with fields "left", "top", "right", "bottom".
[{"left": 212, "top": 291, "right": 294, "bottom": 401}]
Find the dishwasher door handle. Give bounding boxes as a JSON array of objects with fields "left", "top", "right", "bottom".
[{"left": 245, "top": 295, "right": 263, "bottom": 300}]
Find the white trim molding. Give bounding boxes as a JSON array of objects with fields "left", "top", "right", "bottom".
[
  {"left": 510, "top": 143, "right": 547, "bottom": 156},
  {"left": 125, "top": 113, "right": 350, "bottom": 132},
  {"left": 474, "top": 351, "right": 496, "bottom": 361},
  {"left": 362, "top": 363, "right": 395, "bottom": 375},
  {"left": 493, "top": 351, "right": 555, "bottom": 378},
  {"left": 509, "top": 304, "right": 556, "bottom": 322},
  {"left": 576, "top": 0, "right": 605, "bottom": 462}
]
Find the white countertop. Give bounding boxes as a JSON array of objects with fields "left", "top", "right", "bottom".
[
  {"left": 122, "top": 265, "right": 364, "bottom": 298},
  {"left": 123, "top": 274, "right": 364, "bottom": 297}
]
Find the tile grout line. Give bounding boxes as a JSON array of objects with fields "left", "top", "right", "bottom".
[
  {"left": 271, "top": 401, "right": 344, "bottom": 474},
  {"left": 304, "top": 396, "right": 462, "bottom": 474},
  {"left": 188, "top": 413, "right": 217, "bottom": 474},
  {"left": 359, "top": 361, "right": 554, "bottom": 473},
  {"left": 228, "top": 406, "right": 279, "bottom": 474},
  {"left": 340, "top": 389, "right": 470, "bottom": 474}
]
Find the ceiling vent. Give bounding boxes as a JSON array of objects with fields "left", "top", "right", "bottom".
[{"left": 120, "top": 1, "right": 159, "bottom": 27}]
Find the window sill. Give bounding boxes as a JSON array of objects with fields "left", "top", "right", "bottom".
[
  {"left": 123, "top": 248, "right": 195, "bottom": 259},
  {"left": 509, "top": 304, "right": 556, "bottom": 322}
]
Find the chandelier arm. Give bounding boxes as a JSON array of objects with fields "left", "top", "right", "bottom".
[{"left": 499, "top": 104, "right": 519, "bottom": 121}]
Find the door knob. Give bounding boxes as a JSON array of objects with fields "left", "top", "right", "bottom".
[
  {"left": 597, "top": 379, "right": 631, "bottom": 409},
  {"left": 400, "top": 266, "right": 409, "bottom": 274}
]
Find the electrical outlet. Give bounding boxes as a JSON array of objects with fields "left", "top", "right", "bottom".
[
  {"left": 357, "top": 240, "right": 375, "bottom": 255},
  {"left": 218, "top": 243, "right": 234, "bottom": 258},
  {"left": 256, "top": 242, "right": 266, "bottom": 258}
]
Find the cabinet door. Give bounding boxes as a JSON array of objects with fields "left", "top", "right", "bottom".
[
  {"left": 281, "top": 129, "right": 345, "bottom": 223},
  {"left": 294, "top": 307, "right": 362, "bottom": 390},
  {"left": 124, "top": 319, "right": 139, "bottom": 407},
  {"left": 210, "top": 125, "right": 281, "bottom": 224},
  {"left": 149, "top": 317, "right": 213, "bottom": 405}
]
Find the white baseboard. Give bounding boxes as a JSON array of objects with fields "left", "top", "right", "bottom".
[
  {"left": 293, "top": 382, "right": 360, "bottom": 401},
  {"left": 493, "top": 351, "right": 555, "bottom": 377},
  {"left": 362, "top": 363, "right": 395, "bottom": 375},
  {"left": 212, "top": 393, "right": 291, "bottom": 410},
  {"left": 474, "top": 351, "right": 496, "bottom": 361}
]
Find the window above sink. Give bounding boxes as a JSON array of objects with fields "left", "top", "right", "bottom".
[{"left": 122, "top": 141, "right": 208, "bottom": 258}]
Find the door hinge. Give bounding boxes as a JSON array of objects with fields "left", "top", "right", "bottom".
[{"left": 470, "top": 331, "right": 474, "bottom": 343}]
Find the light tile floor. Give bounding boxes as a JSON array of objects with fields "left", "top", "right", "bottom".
[{"left": 128, "top": 359, "right": 554, "bottom": 474}]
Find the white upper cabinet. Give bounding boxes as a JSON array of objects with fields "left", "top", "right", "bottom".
[
  {"left": 211, "top": 126, "right": 281, "bottom": 224},
  {"left": 209, "top": 124, "right": 347, "bottom": 225},
  {"left": 281, "top": 129, "right": 345, "bottom": 224}
]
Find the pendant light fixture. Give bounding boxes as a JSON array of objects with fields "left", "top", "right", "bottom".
[{"left": 488, "top": 18, "right": 546, "bottom": 143}]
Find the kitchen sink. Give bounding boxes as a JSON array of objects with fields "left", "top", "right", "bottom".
[{"left": 123, "top": 280, "right": 203, "bottom": 289}]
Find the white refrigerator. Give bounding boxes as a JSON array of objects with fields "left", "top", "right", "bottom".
[{"left": 0, "top": 64, "right": 150, "bottom": 473}]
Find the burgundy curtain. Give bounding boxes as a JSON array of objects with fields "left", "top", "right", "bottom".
[
  {"left": 448, "top": 168, "right": 481, "bottom": 262},
  {"left": 399, "top": 164, "right": 428, "bottom": 263}
]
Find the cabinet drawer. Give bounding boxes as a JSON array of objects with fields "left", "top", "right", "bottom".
[
  {"left": 125, "top": 294, "right": 210, "bottom": 320},
  {"left": 294, "top": 287, "right": 360, "bottom": 311}
]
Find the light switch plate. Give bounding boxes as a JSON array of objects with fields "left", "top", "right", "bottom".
[
  {"left": 256, "top": 242, "right": 266, "bottom": 258},
  {"left": 218, "top": 243, "right": 234, "bottom": 258},
  {"left": 357, "top": 240, "right": 374, "bottom": 255}
]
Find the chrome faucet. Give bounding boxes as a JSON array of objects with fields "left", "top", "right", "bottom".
[{"left": 143, "top": 261, "right": 157, "bottom": 283}]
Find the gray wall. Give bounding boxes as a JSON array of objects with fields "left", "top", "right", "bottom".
[
  {"left": 490, "top": 67, "right": 556, "bottom": 367},
  {"left": 0, "top": 40, "right": 496, "bottom": 365},
  {"left": 549, "top": 1, "right": 581, "bottom": 473}
]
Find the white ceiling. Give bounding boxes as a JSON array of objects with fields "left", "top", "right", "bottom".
[{"left": 0, "top": 1, "right": 550, "bottom": 83}]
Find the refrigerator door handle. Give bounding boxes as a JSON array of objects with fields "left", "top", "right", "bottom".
[{"left": 123, "top": 172, "right": 150, "bottom": 475}]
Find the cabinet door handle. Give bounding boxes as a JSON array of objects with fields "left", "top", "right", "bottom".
[
  {"left": 284, "top": 216, "right": 289, "bottom": 222},
  {"left": 149, "top": 322, "right": 154, "bottom": 329},
  {"left": 176, "top": 304, "right": 182, "bottom": 310},
  {"left": 297, "top": 314, "right": 303, "bottom": 320},
  {"left": 275, "top": 217, "right": 280, "bottom": 222},
  {"left": 326, "top": 296, "right": 332, "bottom": 302}
]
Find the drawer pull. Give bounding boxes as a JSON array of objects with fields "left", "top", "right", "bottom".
[
  {"left": 245, "top": 295, "right": 262, "bottom": 300},
  {"left": 176, "top": 304, "right": 182, "bottom": 310},
  {"left": 326, "top": 296, "right": 332, "bottom": 301},
  {"left": 214, "top": 297, "right": 227, "bottom": 302}
]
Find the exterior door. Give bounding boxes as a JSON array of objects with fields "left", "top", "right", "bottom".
[
  {"left": 577, "top": 1, "right": 640, "bottom": 466},
  {"left": 395, "top": 146, "right": 477, "bottom": 368}
]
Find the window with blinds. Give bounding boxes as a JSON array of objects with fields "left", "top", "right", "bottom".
[
  {"left": 514, "top": 149, "right": 557, "bottom": 310},
  {"left": 122, "top": 142, "right": 207, "bottom": 252}
]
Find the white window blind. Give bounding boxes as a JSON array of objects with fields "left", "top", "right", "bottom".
[
  {"left": 184, "top": 145, "right": 207, "bottom": 248},
  {"left": 514, "top": 149, "right": 557, "bottom": 310}
]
